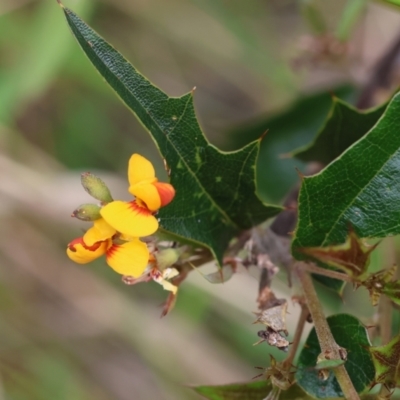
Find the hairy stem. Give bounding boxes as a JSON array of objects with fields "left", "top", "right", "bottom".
[{"left": 296, "top": 263, "right": 360, "bottom": 400}]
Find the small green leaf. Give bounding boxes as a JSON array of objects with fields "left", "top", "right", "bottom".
[
  {"left": 61, "top": 6, "right": 282, "bottom": 265},
  {"left": 292, "top": 92, "right": 400, "bottom": 259},
  {"left": 381, "top": 280, "right": 400, "bottom": 306},
  {"left": 296, "top": 314, "right": 375, "bottom": 398},
  {"left": 193, "top": 381, "right": 313, "bottom": 400},
  {"left": 369, "top": 333, "right": 400, "bottom": 388},
  {"left": 292, "top": 98, "right": 386, "bottom": 165}
]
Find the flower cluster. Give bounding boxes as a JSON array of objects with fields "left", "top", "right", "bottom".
[{"left": 67, "top": 153, "right": 179, "bottom": 294}]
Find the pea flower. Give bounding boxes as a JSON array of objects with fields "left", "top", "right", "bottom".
[
  {"left": 100, "top": 154, "right": 175, "bottom": 237},
  {"left": 67, "top": 153, "right": 178, "bottom": 294}
]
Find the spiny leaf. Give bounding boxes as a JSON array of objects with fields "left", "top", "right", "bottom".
[
  {"left": 296, "top": 314, "right": 375, "bottom": 398},
  {"left": 299, "top": 229, "right": 378, "bottom": 279},
  {"left": 360, "top": 266, "right": 397, "bottom": 306},
  {"left": 292, "top": 92, "right": 400, "bottom": 260},
  {"left": 292, "top": 98, "right": 386, "bottom": 165},
  {"left": 369, "top": 333, "right": 400, "bottom": 389},
  {"left": 60, "top": 5, "right": 282, "bottom": 265}
]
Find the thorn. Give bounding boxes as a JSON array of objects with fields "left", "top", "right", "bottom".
[
  {"left": 191, "top": 86, "right": 197, "bottom": 95},
  {"left": 56, "top": 0, "right": 65, "bottom": 8},
  {"left": 259, "top": 129, "right": 269, "bottom": 141},
  {"left": 295, "top": 167, "right": 305, "bottom": 180}
]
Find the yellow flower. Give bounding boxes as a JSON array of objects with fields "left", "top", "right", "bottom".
[{"left": 100, "top": 154, "right": 175, "bottom": 237}]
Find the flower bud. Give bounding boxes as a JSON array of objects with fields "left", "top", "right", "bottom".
[
  {"left": 81, "top": 172, "right": 113, "bottom": 203},
  {"left": 155, "top": 248, "right": 181, "bottom": 270},
  {"left": 72, "top": 204, "right": 102, "bottom": 221}
]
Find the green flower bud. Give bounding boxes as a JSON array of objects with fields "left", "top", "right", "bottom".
[
  {"left": 155, "top": 248, "right": 181, "bottom": 270},
  {"left": 72, "top": 203, "right": 102, "bottom": 221},
  {"left": 81, "top": 172, "right": 113, "bottom": 203}
]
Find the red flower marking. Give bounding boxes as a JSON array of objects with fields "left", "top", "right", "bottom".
[
  {"left": 68, "top": 237, "right": 103, "bottom": 252},
  {"left": 128, "top": 200, "right": 153, "bottom": 215}
]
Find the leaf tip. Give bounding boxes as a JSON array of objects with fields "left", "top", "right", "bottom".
[
  {"left": 191, "top": 86, "right": 197, "bottom": 95},
  {"left": 259, "top": 129, "right": 269, "bottom": 142},
  {"left": 56, "top": 0, "right": 65, "bottom": 8},
  {"left": 295, "top": 167, "right": 305, "bottom": 180}
]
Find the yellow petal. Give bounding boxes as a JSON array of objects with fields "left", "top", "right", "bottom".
[
  {"left": 100, "top": 200, "right": 159, "bottom": 237},
  {"left": 106, "top": 239, "right": 149, "bottom": 277},
  {"left": 129, "top": 182, "right": 161, "bottom": 211},
  {"left": 128, "top": 154, "right": 157, "bottom": 186},
  {"left": 67, "top": 237, "right": 108, "bottom": 264},
  {"left": 83, "top": 218, "right": 116, "bottom": 246}
]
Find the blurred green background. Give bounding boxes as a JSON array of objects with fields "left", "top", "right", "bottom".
[{"left": 1, "top": 0, "right": 400, "bottom": 399}]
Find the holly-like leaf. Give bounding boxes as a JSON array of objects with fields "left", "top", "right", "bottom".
[
  {"left": 60, "top": 5, "right": 282, "bottom": 265},
  {"left": 299, "top": 229, "right": 378, "bottom": 279},
  {"left": 193, "top": 380, "right": 313, "bottom": 400},
  {"left": 292, "top": 98, "right": 386, "bottom": 165},
  {"left": 369, "top": 333, "right": 400, "bottom": 389},
  {"left": 228, "top": 86, "right": 356, "bottom": 202},
  {"left": 292, "top": 92, "right": 400, "bottom": 259},
  {"left": 296, "top": 314, "right": 375, "bottom": 398}
]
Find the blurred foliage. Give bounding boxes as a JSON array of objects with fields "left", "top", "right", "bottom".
[{"left": 1, "top": 0, "right": 400, "bottom": 399}]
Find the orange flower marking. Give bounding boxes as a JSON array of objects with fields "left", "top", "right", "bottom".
[{"left": 153, "top": 182, "right": 175, "bottom": 207}]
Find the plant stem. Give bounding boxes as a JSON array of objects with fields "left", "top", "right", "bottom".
[
  {"left": 378, "top": 238, "right": 395, "bottom": 398},
  {"left": 302, "top": 262, "right": 353, "bottom": 282},
  {"left": 282, "top": 303, "right": 308, "bottom": 369},
  {"left": 295, "top": 263, "right": 360, "bottom": 400}
]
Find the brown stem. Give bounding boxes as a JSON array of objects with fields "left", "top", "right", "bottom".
[
  {"left": 302, "top": 262, "right": 353, "bottom": 283},
  {"left": 282, "top": 303, "right": 309, "bottom": 369},
  {"left": 378, "top": 238, "right": 396, "bottom": 397},
  {"left": 296, "top": 263, "right": 360, "bottom": 400}
]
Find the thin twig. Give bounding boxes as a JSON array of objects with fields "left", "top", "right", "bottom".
[
  {"left": 296, "top": 263, "right": 360, "bottom": 400},
  {"left": 282, "top": 303, "right": 309, "bottom": 369},
  {"left": 301, "top": 262, "right": 353, "bottom": 282},
  {"left": 378, "top": 238, "right": 396, "bottom": 398}
]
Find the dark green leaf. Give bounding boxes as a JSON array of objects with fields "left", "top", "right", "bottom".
[
  {"left": 61, "top": 6, "right": 282, "bottom": 265},
  {"left": 292, "top": 99, "right": 386, "bottom": 165},
  {"left": 193, "top": 380, "right": 313, "bottom": 400},
  {"left": 296, "top": 314, "right": 375, "bottom": 398},
  {"left": 292, "top": 92, "right": 400, "bottom": 258},
  {"left": 227, "top": 86, "right": 356, "bottom": 202}
]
